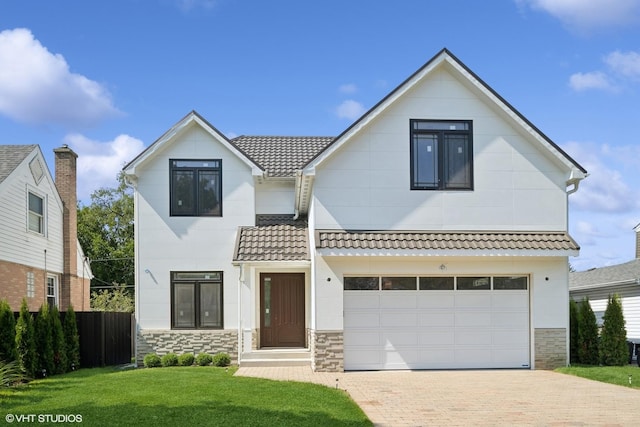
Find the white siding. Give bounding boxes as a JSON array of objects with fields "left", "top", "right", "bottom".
[
  {"left": 255, "top": 181, "right": 294, "bottom": 214},
  {"left": 313, "top": 67, "right": 568, "bottom": 231},
  {"left": 0, "top": 149, "right": 64, "bottom": 274},
  {"left": 134, "top": 125, "right": 255, "bottom": 329}
]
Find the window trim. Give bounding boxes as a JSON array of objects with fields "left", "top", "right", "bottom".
[
  {"left": 27, "top": 190, "right": 45, "bottom": 235},
  {"left": 169, "top": 159, "right": 222, "bottom": 217},
  {"left": 47, "top": 274, "right": 58, "bottom": 308},
  {"left": 410, "top": 119, "right": 474, "bottom": 191},
  {"left": 170, "top": 271, "right": 223, "bottom": 330}
]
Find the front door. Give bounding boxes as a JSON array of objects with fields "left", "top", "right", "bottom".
[{"left": 260, "top": 273, "right": 305, "bottom": 347}]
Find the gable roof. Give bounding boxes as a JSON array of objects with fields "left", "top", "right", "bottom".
[
  {"left": 0, "top": 144, "right": 38, "bottom": 184},
  {"left": 232, "top": 136, "right": 333, "bottom": 177},
  {"left": 123, "top": 111, "right": 263, "bottom": 176},
  {"left": 570, "top": 259, "right": 640, "bottom": 290},
  {"left": 303, "top": 48, "right": 587, "bottom": 178}
]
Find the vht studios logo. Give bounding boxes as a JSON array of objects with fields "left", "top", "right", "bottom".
[{"left": 5, "top": 414, "right": 83, "bottom": 423}]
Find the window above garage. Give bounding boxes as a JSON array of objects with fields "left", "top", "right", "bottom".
[{"left": 344, "top": 275, "right": 528, "bottom": 290}]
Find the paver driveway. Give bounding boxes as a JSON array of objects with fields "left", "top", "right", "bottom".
[{"left": 235, "top": 366, "right": 640, "bottom": 426}]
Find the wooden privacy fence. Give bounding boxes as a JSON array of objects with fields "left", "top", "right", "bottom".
[{"left": 73, "top": 311, "right": 134, "bottom": 368}]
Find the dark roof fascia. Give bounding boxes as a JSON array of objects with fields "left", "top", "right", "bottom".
[
  {"left": 122, "top": 110, "right": 264, "bottom": 173},
  {"left": 303, "top": 48, "right": 587, "bottom": 174}
]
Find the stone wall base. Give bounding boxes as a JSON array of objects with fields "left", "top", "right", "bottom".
[
  {"left": 311, "top": 330, "right": 343, "bottom": 372},
  {"left": 137, "top": 329, "right": 237, "bottom": 366},
  {"left": 535, "top": 328, "right": 567, "bottom": 370}
]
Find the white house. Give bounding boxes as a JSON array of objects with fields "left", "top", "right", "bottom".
[
  {"left": 124, "top": 49, "right": 587, "bottom": 371},
  {"left": 0, "top": 144, "right": 92, "bottom": 312},
  {"left": 570, "top": 225, "right": 640, "bottom": 348}
]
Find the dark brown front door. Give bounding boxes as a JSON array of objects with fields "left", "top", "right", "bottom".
[{"left": 260, "top": 273, "right": 305, "bottom": 347}]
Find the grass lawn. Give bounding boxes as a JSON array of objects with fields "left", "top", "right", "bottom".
[
  {"left": 0, "top": 366, "right": 371, "bottom": 427},
  {"left": 556, "top": 364, "right": 640, "bottom": 389}
]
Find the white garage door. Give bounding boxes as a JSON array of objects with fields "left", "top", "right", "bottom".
[{"left": 344, "top": 276, "right": 530, "bottom": 370}]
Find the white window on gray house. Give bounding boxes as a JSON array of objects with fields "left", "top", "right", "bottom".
[
  {"left": 171, "top": 271, "right": 223, "bottom": 329},
  {"left": 169, "top": 160, "right": 222, "bottom": 217},
  {"left": 26, "top": 271, "right": 35, "bottom": 298},
  {"left": 47, "top": 275, "right": 58, "bottom": 308},
  {"left": 410, "top": 120, "right": 473, "bottom": 190},
  {"left": 28, "top": 192, "right": 44, "bottom": 234}
]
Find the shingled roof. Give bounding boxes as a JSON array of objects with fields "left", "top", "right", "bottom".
[
  {"left": 0, "top": 145, "right": 37, "bottom": 184},
  {"left": 316, "top": 230, "right": 580, "bottom": 253},
  {"left": 234, "top": 214, "right": 310, "bottom": 262},
  {"left": 570, "top": 259, "right": 640, "bottom": 290},
  {"left": 231, "top": 136, "right": 334, "bottom": 177}
]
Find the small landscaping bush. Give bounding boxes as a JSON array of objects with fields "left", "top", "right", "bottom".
[
  {"left": 178, "top": 353, "right": 194, "bottom": 366},
  {"left": 143, "top": 353, "right": 162, "bottom": 368},
  {"left": 600, "top": 294, "right": 628, "bottom": 366},
  {"left": 0, "top": 299, "right": 17, "bottom": 363},
  {"left": 212, "top": 352, "right": 231, "bottom": 367},
  {"left": 161, "top": 353, "right": 179, "bottom": 367},
  {"left": 0, "top": 359, "right": 25, "bottom": 387},
  {"left": 15, "top": 299, "right": 36, "bottom": 378},
  {"left": 195, "top": 353, "right": 212, "bottom": 366}
]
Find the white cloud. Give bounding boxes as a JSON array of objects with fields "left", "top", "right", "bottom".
[
  {"left": 64, "top": 133, "right": 145, "bottom": 203},
  {"left": 0, "top": 28, "right": 120, "bottom": 127},
  {"left": 568, "top": 71, "right": 616, "bottom": 92},
  {"left": 517, "top": 0, "right": 640, "bottom": 32},
  {"left": 339, "top": 84, "right": 358, "bottom": 94},
  {"left": 604, "top": 50, "right": 640, "bottom": 79},
  {"left": 564, "top": 141, "right": 640, "bottom": 213},
  {"left": 335, "top": 100, "right": 366, "bottom": 120}
]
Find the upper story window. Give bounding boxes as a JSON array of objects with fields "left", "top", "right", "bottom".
[
  {"left": 28, "top": 192, "right": 44, "bottom": 234},
  {"left": 170, "top": 160, "right": 222, "bottom": 217},
  {"left": 410, "top": 120, "right": 473, "bottom": 190}
]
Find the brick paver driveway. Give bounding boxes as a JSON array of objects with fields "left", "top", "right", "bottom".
[{"left": 235, "top": 367, "right": 640, "bottom": 426}]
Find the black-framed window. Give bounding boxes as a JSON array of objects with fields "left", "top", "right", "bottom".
[
  {"left": 171, "top": 271, "right": 223, "bottom": 329},
  {"left": 170, "top": 160, "right": 222, "bottom": 216},
  {"left": 410, "top": 120, "right": 473, "bottom": 190}
]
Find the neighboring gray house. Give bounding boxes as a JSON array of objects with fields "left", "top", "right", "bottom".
[{"left": 570, "top": 225, "right": 640, "bottom": 345}]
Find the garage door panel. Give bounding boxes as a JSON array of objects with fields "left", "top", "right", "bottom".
[
  {"left": 344, "top": 312, "right": 380, "bottom": 328},
  {"left": 492, "top": 348, "right": 530, "bottom": 367},
  {"left": 344, "top": 293, "right": 379, "bottom": 309},
  {"left": 493, "top": 330, "right": 529, "bottom": 346},
  {"left": 380, "top": 312, "right": 418, "bottom": 327},
  {"left": 383, "top": 349, "right": 418, "bottom": 366},
  {"left": 344, "top": 348, "right": 380, "bottom": 369},
  {"left": 455, "top": 347, "right": 492, "bottom": 365},
  {"left": 419, "top": 312, "right": 455, "bottom": 327},
  {"left": 380, "top": 293, "right": 418, "bottom": 308},
  {"left": 418, "top": 348, "right": 455, "bottom": 363},
  {"left": 492, "top": 311, "right": 528, "bottom": 328},
  {"left": 381, "top": 331, "right": 419, "bottom": 347},
  {"left": 418, "top": 293, "right": 455, "bottom": 308},
  {"left": 455, "top": 329, "right": 492, "bottom": 345},
  {"left": 456, "top": 311, "right": 491, "bottom": 327},
  {"left": 456, "top": 293, "right": 491, "bottom": 308},
  {"left": 492, "top": 292, "right": 528, "bottom": 308},
  {"left": 344, "top": 330, "right": 380, "bottom": 346},
  {"left": 419, "top": 330, "right": 455, "bottom": 345}
]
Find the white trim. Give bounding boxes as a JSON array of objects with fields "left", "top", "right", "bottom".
[{"left": 317, "top": 248, "right": 579, "bottom": 257}]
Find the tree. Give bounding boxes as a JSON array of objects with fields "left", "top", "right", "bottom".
[
  {"left": 577, "top": 298, "right": 600, "bottom": 365},
  {"left": 15, "top": 299, "right": 36, "bottom": 377},
  {"left": 0, "top": 299, "right": 16, "bottom": 362},
  {"left": 569, "top": 298, "right": 579, "bottom": 364},
  {"left": 78, "top": 171, "right": 134, "bottom": 290},
  {"left": 599, "top": 294, "right": 627, "bottom": 366},
  {"left": 91, "top": 285, "right": 134, "bottom": 313},
  {"left": 64, "top": 306, "right": 80, "bottom": 370},
  {"left": 34, "top": 304, "right": 54, "bottom": 376},
  {"left": 50, "top": 306, "right": 67, "bottom": 374}
]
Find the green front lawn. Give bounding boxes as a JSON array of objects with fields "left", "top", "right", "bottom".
[
  {"left": 0, "top": 367, "right": 371, "bottom": 426},
  {"left": 556, "top": 364, "right": 640, "bottom": 389}
]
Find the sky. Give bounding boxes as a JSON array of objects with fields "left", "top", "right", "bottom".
[{"left": 1, "top": 0, "right": 640, "bottom": 272}]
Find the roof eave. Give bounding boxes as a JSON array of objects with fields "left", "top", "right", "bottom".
[{"left": 317, "top": 248, "right": 579, "bottom": 257}]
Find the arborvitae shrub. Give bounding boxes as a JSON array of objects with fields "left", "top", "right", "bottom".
[
  {"left": 15, "top": 299, "right": 36, "bottom": 378},
  {"left": 212, "top": 352, "right": 231, "bottom": 367},
  {"left": 577, "top": 298, "right": 600, "bottom": 365},
  {"left": 161, "top": 353, "right": 179, "bottom": 367},
  {"left": 63, "top": 306, "right": 80, "bottom": 370},
  {"left": 599, "top": 294, "right": 628, "bottom": 366},
  {"left": 0, "top": 299, "right": 16, "bottom": 362},
  {"left": 178, "top": 353, "right": 195, "bottom": 366},
  {"left": 569, "top": 298, "right": 580, "bottom": 364},
  {"left": 195, "top": 353, "right": 212, "bottom": 366},
  {"left": 50, "top": 306, "right": 67, "bottom": 374},
  {"left": 143, "top": 353, "right": 161, "bottom": 368},
  {"left": 34, "top": 304, "right": 54, "bottom": 377}
]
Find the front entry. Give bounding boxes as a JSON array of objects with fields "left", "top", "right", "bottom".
[{"left": 260, "top": 273, "right": 305, "bottom": 347}]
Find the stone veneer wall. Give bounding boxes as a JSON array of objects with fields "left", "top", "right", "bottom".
[
  {"left": 137, "top": 329, "right": 237, "bottom": 365},
  {"left": 535, "top": 328, "right": 567, "bottom": 370},
  {"left": 311, "top": 330, "right": 343, "bottom": 372}
]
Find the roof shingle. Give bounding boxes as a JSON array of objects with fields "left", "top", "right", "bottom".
[
  {"left": 570, "top": 259, "right": 640, "bottom": 289},
  {"left": 234, "top": 214, "right": 310, "bottom": 262},
  {"left": 0, "top": 145, "right": 37, "bottom": 184}
]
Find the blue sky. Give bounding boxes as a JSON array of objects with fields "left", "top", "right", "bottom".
[{"left": 1, "top": 0, "right": 640, "bottom": 271}]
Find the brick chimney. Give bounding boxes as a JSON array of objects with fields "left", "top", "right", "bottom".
[
  {"left": 54, "top": 145, "right": 78, "bottom": 310},
  {"left": 635, "top": 223, "right": 640, "bottom": 259}
]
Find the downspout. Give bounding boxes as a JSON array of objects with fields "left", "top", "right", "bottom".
[
  {"left": 293, "top": 171, "right": 302, "bottom": 220},
  {"left": 237, "top": 263, "right": 244, "bottom": 365}
]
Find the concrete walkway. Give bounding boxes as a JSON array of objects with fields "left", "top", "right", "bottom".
[{"left": 235, "top": 366, "right": 640, "bottom": 426}]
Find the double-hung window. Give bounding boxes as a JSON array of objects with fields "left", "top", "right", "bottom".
[
  {"left": 410, "top": 120, "right": 473, "bottom": 190},
  {"left": 171, "top": 272, "right": 223, "bottom": 329},
  {"left": 28, "top": 192, "right": 44, "bottom": 234},
  {"left": 170, "top": 160, "right": 222, "bottom": 216}
]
